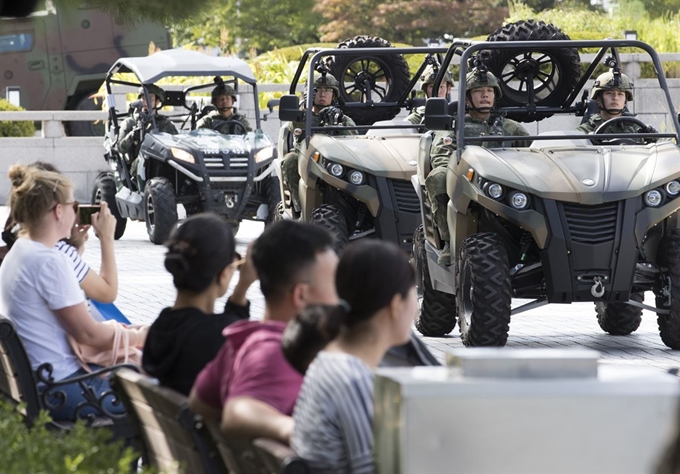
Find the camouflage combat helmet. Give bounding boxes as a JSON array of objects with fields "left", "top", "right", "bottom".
[
  {"left": 420, "top": 65, "right": 453, "bottom": 92},
  {"left": 138, "top": 84, "right": 165, "bottom": 105},
  {"left": 212, "top": 83, "right": 237, "bottom": 104},
  {"left": 312, "top": 73, "right": 340, "bottom": 94},
  {"left": 590, "top": 71, "right": 634, "bottom": 101},
  {"left": 465, "top": 69, "right": 502, "bottom": 99}
]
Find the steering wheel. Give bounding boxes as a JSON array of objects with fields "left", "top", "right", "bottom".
[
  {"left": 592, "top": 116, "right": 655, "bottom": 145},
  {"left": 213, "top": 120, "right": 248, "bottom": 135}
]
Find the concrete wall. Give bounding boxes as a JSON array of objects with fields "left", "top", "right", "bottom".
[{"left": 1, "top": 78, "right": 679, "bottom": 205}]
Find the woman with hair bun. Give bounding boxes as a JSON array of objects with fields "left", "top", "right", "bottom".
[
  {"left": 0, "top": 164, "right": 146, "bottom": 420},
  {"left": 291, "top": 239, "right": 417, "bottom": 473},
  {"left": 142, "top": 213, "right": 257, "bottom": 395}
]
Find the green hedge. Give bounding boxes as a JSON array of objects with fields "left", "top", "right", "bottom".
[
  {"left": 0, "top": 100, "right": 35, "bottom": 137},
  {"left": 0, "top": 401, "right": 154, "bottom": 474}
]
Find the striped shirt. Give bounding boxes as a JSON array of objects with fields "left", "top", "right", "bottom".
[
  {"left": 55, "top": 241, "right": 90, "bottom": 283},
  {"left": 292, "top": 351, "right": 375, "bottom": 474}
]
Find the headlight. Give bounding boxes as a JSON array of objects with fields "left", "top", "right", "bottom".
[
  {"left": 509, "top": 192, "right": 529, "bottom": 210},
  {"left": 348, "top": 170, "right": 365, "bottom": 185},
  {"left": 328, "top": 163, "right": 345, "bottom": 178},
  {"left": 666, "top": 181, "right": 680, "bottom": 196},
  {"left": 644, "top": 189, "right": 663, "bottom": 207},
  {"left": 171, "top": 147, "right": 195, "bottom": 164},
  {"left": 486, "top": 182, "right": 504, "bottom": 200},
  {"left": 254, "top": 146, "right": 274, "bottom": 163}
]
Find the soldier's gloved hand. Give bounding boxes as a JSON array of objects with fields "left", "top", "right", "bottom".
[
  {"left": 319, "top": 106, "right": 344, "bottom": 126},
  {"left": 642, "top": 124, "right": 659, "bottom": 134}
]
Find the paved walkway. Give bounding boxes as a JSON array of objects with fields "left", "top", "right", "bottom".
[{"left": 4, "top": 206, "right": 679, "bottom": 372}]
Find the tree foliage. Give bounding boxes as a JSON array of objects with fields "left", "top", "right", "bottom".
[
  {"left": 170, "top": 0, "right": 321, "bottom": 55},
  {"left": 315, "top": 0, "right": 508, "bottom": 43}
]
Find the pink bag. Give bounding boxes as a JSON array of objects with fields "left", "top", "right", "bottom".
[{"left": 68, "top": 320, "right": 148, "bottom": 372}]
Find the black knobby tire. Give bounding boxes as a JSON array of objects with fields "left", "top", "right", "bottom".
[
  {"left": 65, "top": 92, "right": 106, "bottom": 136},
  {"left": 311, "top": 204, "right": 349, "bottom": 252},
  {"left": 595, "top": 292, "right": 644, "bottom": 336},
  {"left": 91, "top": 172, "right": 126, "bottom": 240},
  {"left": 144, "top": 177, "right": 178, "bottom": 245},
  {"left": 456, "top": 233, "right": 512, "bottom": 347},
  {"left": 273, "top": 201, "right": 285, "bottom": 223},
  {"left": 326, "top": 35, "right": 411, "bottom": 125},
  {"left": 657, "top": 230, "right": 680, "bottom": 349},
  {"left": 482, "top": 19, "right": 581, "bottom": 123},
  {"left": 265, "top": 177, "right": 282, "bottom": 226},
  {"left": 413, "top": 225, "right": 457, "bottom": 337}
]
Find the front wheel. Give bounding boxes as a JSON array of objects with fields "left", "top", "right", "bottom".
[
  {"left": 144, "top": 177, "right": 177, "bottom": 245},
  {"left": 92, "top": 172, "right": 126, "bottom": 240},
  {"left": 657, "top": 230, "right": 680, "bottom": 349},
  {"left": 456, "top": 233, "right": 512, "bottom": 347},
  {"left": 311, "top": 204, "right": 349, "bottom": 252},
  {"left": 595, "top": 292, "right": 644, "bottom": 336},
  {"left": 414, "top": 225, "right": 457, "bottom": 337},
  {"left": 265, "top": 177, "right": 282, "bottom": 226}
]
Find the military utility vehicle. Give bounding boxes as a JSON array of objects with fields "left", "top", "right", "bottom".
[
  {"left": 0, "top": 1, "right": 170, "bottom": 135},
  {"left": 97, "top": 49, "right": 278, "bottom": 244},
  {"left": 413, "top": 20, "right": 680, "bottom": 350},
  {"left": 276, "top": 38, "right": 451, "bottom": 252}
]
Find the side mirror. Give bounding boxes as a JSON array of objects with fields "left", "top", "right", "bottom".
[
  {"left": 424, "top": 97, "right": 453, "bottom": 131},
  {"left": 262, "top": 98, "right": 281, "bottom": 122},
  {"left": 279, "top": 94, "right": 304, "bottom": 122}
]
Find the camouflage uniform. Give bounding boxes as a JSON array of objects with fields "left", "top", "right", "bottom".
[
  {"left": 577, "top": 113, "right": 642, "bottom": 134},
  {"left": 196, "top": 110, "right": 252, "bottom": 133},
  {"left": 405, "top": 66, "right": 454, "bottom": 125},
  {"left": 281, "top": 74, "right": 358, "bottom": 210},
  {"left": 425, "top": 69, "right": 530, "bottom": 264},
  {"left": 577, "top": 71, "right": 641, "bottom": 135},
  {"left": 117, "top": 85, "right": 178, "bottom": 190}
]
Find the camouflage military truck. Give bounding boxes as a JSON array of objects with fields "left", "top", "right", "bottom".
[
  {"left": 276, "top": 38, "right": 452, "bottom": 252},
  {"left": 97, "top": 49, "right": 278, "bottom": 244},
  {"left": 413, "top": 20, "right": 680, "bottom": 351},
  {"left": 0, "top": 1, "right": 170, "bottom": 136}
]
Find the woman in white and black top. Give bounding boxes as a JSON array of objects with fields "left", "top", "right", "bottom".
[{"left": 291, "top": 240, "right": 417, "bottom": 473}]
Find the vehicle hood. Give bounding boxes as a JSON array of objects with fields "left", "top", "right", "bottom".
[
  {"left": 466, "top": 142, "right": 680, "bottom": 204},
  {"left": 153, "top": 129, "right": 273, "bottom": 153},
  {"left": 310, "top": 134, "right": 419, "bottom": 180}
]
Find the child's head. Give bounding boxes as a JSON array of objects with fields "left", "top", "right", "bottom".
[{"left": 164, "top": 213, "right": 237, "bottom": 294}]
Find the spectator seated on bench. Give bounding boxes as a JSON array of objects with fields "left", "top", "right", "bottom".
[
  {"left": 291, "top": 240, "right": 417, "bottom": 472},
  {"left": 0, "top": 314, "right": 136, "bottom": 436},
  {"left": 0, "top": 165, "right": 146, "bottom": 422}
]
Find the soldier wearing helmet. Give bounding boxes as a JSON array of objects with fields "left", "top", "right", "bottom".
[
  {"left": 577, "top": 70, "right": 644, "bottom": 134},
  {"left": 425, "top": 68, "right": 531, "bottom": 265},
  {"left": 405, "top": 65, "right": 454, "bottom": 125},
  {"left": 117, "top": 84, "right": 178, "bottom": 190},
  {"left": 196, "top": 82, "right": 252, "bottom": 134},
  {"left": 281, "top": 73, "right": 358, "bottom": 213}
]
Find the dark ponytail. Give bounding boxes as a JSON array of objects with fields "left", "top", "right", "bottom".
[
  {"left": 282, "top": 304, "right": 342, "bottom": 374},
  {"left": 164, "top": 213, "right": 235, "bottom": 293}
]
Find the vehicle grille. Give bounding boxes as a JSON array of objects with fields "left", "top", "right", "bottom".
[
  {"left": 202, "top": 154, "right": 250, "bottom": 176},
  {"left": 390, "top": 179, "right": 420, "bottom": 214},
  {"left": 562, "top": 201, "right": 619, "bottom": 244}
]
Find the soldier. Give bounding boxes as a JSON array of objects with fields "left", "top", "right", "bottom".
[
  {"left": 405, "top": 65, "right": 454, "bottom": 125},
  {"left": 117, "top": 85, "right": 178, "bottom": 190},
  {"left": 281, "top": 73, "right": 357, "bottom": 213},
  {"left": 196, "top": 83, "right": 252, "bottom": 134},
  {"left": 426, "top": 68, "right": 531, "bottom": 265},
  {"left": 577, "top": 70, "right": 650, "bottom": 134}
]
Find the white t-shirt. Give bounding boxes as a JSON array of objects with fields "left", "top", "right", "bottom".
[{"left": 0, "top": 238, "right": 85, "bottom": 380}]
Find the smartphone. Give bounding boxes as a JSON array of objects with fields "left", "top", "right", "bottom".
[{"left": 78, "top": 205, "right": 101, "bottom": 225}]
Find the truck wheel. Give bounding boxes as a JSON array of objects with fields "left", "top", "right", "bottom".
[
  {"left": 657, "top": 230, "right": 680, "bottom": 349},
  {"left": 456, "top": 233, "right": 512, "bottom": 347},
  {"left": 413, "top": 225, "right": 457, "bottom": 337},
  {"left": 91, "top": 172, "right": 126, "bottom": 240},
  {"left": 482, "top": 19, "right": 581, "bottom": 122},
  {"left": 327, "top": 35, "right": 411, "bottom": 125},
  {"left": 65, "top": 91, "right": 106, "bottom": 136},
  {"left": 595, "top": 292, "right": 644, "bottom": 335},
  {"left": 273, "top": 201, "right": 285, "bottom": 223},
  {"left": 311, "top": 204, "right": 348, "bottom": 252},
  {"left": 144, "top": 177, "right": 177, "bottom": 245},
  {"left": 265, "top": 177, "right": 282, "bottom": 226}
]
